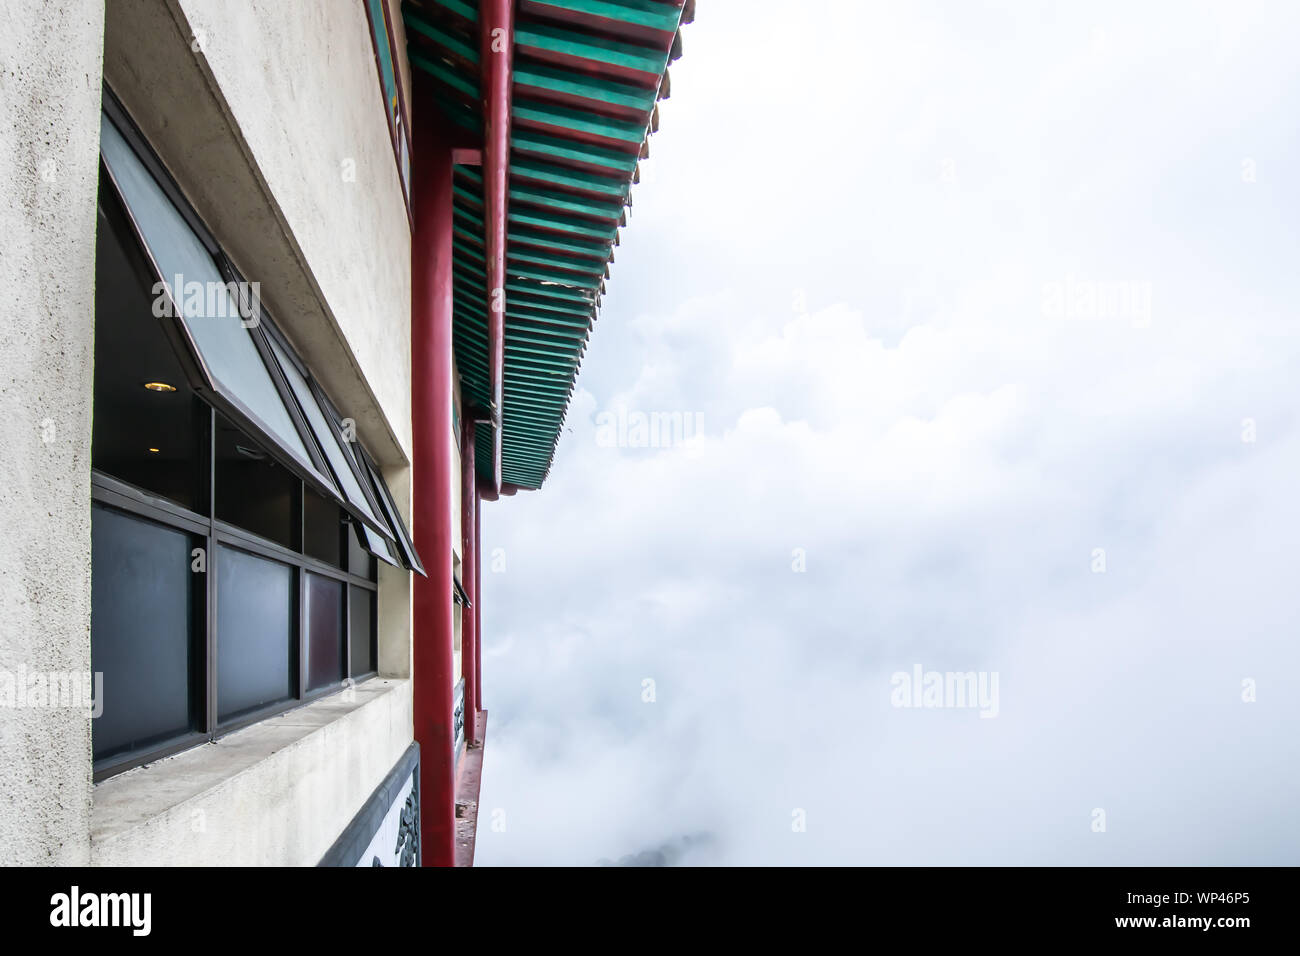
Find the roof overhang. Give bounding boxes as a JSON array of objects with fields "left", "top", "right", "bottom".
[{"left": 403, "top": 0, "right": 690, "bottom": 490}]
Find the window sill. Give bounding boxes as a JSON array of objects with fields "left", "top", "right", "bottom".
[{"left": 91, "top": 677, "right": 412, "bottom": 866}]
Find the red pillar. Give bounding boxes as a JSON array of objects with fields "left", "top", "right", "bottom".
[
  {"left": 474, "top": 490, "right": 483, "bottom": 718},
  {"left": 411, "top": 77, "right": 457, "bottom": 868},
  {"left": 481, "top": 0, "right": 513, "bottom": 495},
  {"left": 460, "top": 418, "right": 478, "bottom": 745}
]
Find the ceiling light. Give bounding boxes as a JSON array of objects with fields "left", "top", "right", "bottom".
[{"left": 144, "top": 382, "right": 177, "bottom": 392}]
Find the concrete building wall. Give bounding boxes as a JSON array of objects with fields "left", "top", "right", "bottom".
[
  {"left": 0, "top": 0, "right": 425, "bottom": 868},
  {"left": 91, "top": 0, "right": 418, "bottom": 866},
  {"left": 177, "top": 0, "right": 413, "bottom": 461},
  {"left": 0, "top": 0, "right": 106, "bottom": 866}
]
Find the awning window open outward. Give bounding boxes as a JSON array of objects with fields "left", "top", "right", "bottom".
[
  {"left": 358, "top": 448, "right": 427, "bottom": 577},
  {"left": 98, "top": 93, "right": 424, "bottom": 575},
  {"left": 98, "top": 107, "right": 331, "bottom": 496},
  {"left": 453, "top": 575, "right": 471, "bottom": 609},
  {"left": 265, "top": 333, "right": 389, "bottom": 538}
]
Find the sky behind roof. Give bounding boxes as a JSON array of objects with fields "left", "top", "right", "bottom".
[{"left": 475, "top": 0, "right": 1300, "bottom": 865}]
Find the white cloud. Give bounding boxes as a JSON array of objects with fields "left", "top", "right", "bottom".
[{"left": 475, "top": 0, "right": 1300, "bottom": 865}]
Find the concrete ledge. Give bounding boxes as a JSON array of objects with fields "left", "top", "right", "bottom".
[
  {"left": 91, "top": 678, "right": 413, "bottom": 866},
  {"left": 454, "top": 710, "right": 487, "bottom": 867}
]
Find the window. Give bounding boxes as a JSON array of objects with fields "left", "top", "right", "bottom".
[
  {"left": 90, "top": 92, "right": 422, "bottom": 779},
  {"left": 347, "top": 519, "right": 378, "bottom": 582},
  {"left": 305, "top": 572, "right": 346, "bottom": 692},
  {"left": 216, "top": 546, "right": 296, "bottom": 722},
  {"left": 99, "top": 110, "right": 327, "bottom": 489},
  {"left": 349, "top": 585, "right": 377, "bottom": 678},
  {"left": 90, "top": 505, "right": 200, "bottom": 762},
  {"left": 264, "top": 332, "right": 394, "bottom": 543},
  {"left": 304, "top": 487, "right": 344, "bottom": 567},
  {"left": 359, "top": 447, "right": 426, "bottom": 575},
  {"left": 364, "top": 0, "right": 412, "bottom": 207},
  {"left": 92, "top": 168, "right": 206, "bottom": 510},
  {"left": 452, "top": 678, "right": 466, "bottom": 759},
  {"left": 215, "top": 413, "right": 298, "bottom": 550}
]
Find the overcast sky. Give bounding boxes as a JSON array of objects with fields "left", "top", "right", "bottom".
[{"left": 474, "top": 0, "right": 1300, "bottom": 865}]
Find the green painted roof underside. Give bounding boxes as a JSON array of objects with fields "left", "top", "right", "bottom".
[{"left": 403, "top": 0, "right": 685, "bottom": 489}]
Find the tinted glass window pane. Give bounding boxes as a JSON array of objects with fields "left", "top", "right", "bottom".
[
  {"left": 347, "top": 520, "right": 376, "bottom": 580},
  {"left": 304, "top": 487, "right": 343, "bottom": 567},
  {"left": 93, "top": 169, "right": 204, "bottom": 510},
  {"left": 99, "top": 113, "right": 312, "bottom": 469},
  {"left": 266, "top": 336, "right": 380, "bottom": 527},
  {"left": 305, "top": 573, "right": 344, "bottom": 692},
  {"left": 91, "top": 504, "right": 195, "bottom": 760},
  {"left": 217, "top": 547, "right": 294, "bottom": 721},
  {"left": 363, "top": 456, "right": 423, "bottom": 573},
  {"left": 349, "top": 585, "right": 376, "bottom": 677},
  {"left": 215, "top": 414, "right": 296, "bottom": 549},
  {"left": 362, "top": 520, "right": 401, "bottom": 568}
]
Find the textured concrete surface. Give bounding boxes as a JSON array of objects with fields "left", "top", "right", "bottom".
[
  {"left": 92, "top": 679, "right": 413, "bottom": 866},
  {"left": 453, "top": 711, "right": 487, "bottom": 867},
  {"left": 0, "top": 0, "right": 105, "bottom": 865}
]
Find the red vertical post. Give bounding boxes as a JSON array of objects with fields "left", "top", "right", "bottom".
[
  {"left": 481, "top": 0, "right": 513, "bottom": 496},
  {"left": 411, "top": 77, "right": 457, "bottom": 868},
  {"left": 474, "top": 491, "right": 483, "bottom": 719},
  {"left": 460, "top": 418, "right": 478, "bottom": 746}
]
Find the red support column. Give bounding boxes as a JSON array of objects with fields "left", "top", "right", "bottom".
[
  {"left": 474, "top": 489, "right": 483, "bottom": 719},
  {"left": 481, "top": 0, "right": 513, "bottom": 496},
  {"left": 411, "top": 77, "right": 457, "bottom": 868},
  {"left": 460, "top": 418, "right": 478, "bottom": 746}
]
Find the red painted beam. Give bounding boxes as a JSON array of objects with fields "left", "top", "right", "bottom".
[
  {"left": 460, "top": 417, "right": 479, "bottom": 746},
  {"left": 411, "top": 75, "right": 458, "bottom": 868},
  {"left": 481, "top": 0, "right": 513, "bottom": 495}
]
